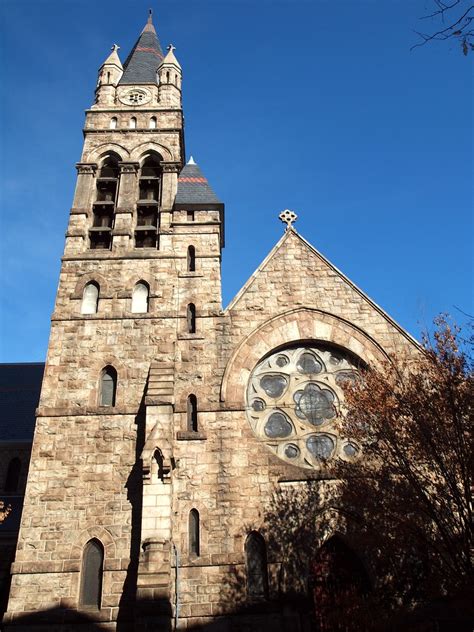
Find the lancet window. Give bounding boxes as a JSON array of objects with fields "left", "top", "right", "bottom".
[
  {"left": 189, "top": 509, "right": 200, "bottom": 556},
  {"left": 131, "top": 281, "right": 149, "bottom": 313},
  {"left": 187, "top": 303, "right": 196, "bottom": 333},
  {"left": 90, "top": 155, "right": 120, "bottom": 250},
  {"left": 79, "top": 539, "right": 104, "bottom": 608},
  {"left": 187, "top": 394, "right": 198, "bottom": 432},
  {"left": 187, "top": 245, "right": 196, "bottom": 272},
  {"left": 81, "top": 282, "right": 99, "bottom": 314},
  {"left": 245, "top": 532, "right": 268, "bottom": 598},
  {"left": 100, "top": 366, "right": 117, "bottom": 407},
  {"left": 135, "top": 154, "right": 161, "bottom": 248}
]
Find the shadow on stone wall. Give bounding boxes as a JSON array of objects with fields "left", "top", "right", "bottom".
[
  {"left": 2, "top": 606, "right": 116, "bottom": 631},
  {"left": 4, "top": 595, "right": 472, "bottom": 632},
  {"left": 116, "top": 389, "right": 148, "bottom": 630}
]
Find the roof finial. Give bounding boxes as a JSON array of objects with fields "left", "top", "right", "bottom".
[
  {"left": 148, "top": 8, "right": 153, "bottom": 23},
  {"left": 167, "top": 44, "right": 176, "bottom": 53},
  {"left": 187, "top": 156, "right": 196, "bottom": 165},
  {"left": 111, "top": 44, "right": 120, "bottom": 53},
  {"left": 279, "top": 209, "right": 298, "bottom": 230}
]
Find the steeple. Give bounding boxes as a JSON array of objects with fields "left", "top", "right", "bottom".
[{"left": 120, "top": 10, "right": 164, "bottom": 85}]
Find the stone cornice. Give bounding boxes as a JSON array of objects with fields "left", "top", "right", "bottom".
[{"left": 83, "top": 128, "right": 183, "bottom": 135}]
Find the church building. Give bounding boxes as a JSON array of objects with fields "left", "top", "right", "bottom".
[{"left": 2, "top": 12, "right": 418, "bottom": 632}]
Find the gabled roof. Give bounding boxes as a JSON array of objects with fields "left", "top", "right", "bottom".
[
  {"left": 225, "top": 228, "right": 419, "bottom": 348},
  {"left": 174, "top": 158, "right": 223, "bottom": 208},
  {"left": 0, "top": 363, "right": 44, "bottom": 443},
  {"left": 119, "top": 13, "right": 164, "bottom": 85}
]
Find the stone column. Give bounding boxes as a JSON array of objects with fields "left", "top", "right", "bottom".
[
  {"left": 160, "top": 162, "right": 180, "bottom": 228},
  {"left": 113, "top": 161, "right": 139, "bottom": 252},
  {"left": 64, "top": 163, "right": 96, "bottom": 255}
]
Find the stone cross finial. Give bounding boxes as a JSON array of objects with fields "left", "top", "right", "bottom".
[
  {"left": 279, "top": 209, "right": 298, "bottom": 229},
  {"left": 111, "top": 44, "right": 120, "bottom": 52},
  {"left": 167, "top": 44, "right": 176, "bottom": 53}
]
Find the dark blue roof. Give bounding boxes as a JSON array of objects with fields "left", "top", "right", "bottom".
[
  {"left": 120, "top": 17, "right": 163, "bottom": 85},
  {"left": 174, "top": 161, "right": 223, "bottom": 208},
  {"left": 0, "top": 363, "right": 44, "bottom": 442}
]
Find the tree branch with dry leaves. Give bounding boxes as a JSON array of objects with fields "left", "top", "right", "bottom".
[
  {"left": 412, "top": 0, "right": 474, "bottom": 55},
  {"left": 339, "top": 315, "right": 473, "bottom": 612},
  {"left": 0, "top": 500, "right": 11, "bottom": 524}
]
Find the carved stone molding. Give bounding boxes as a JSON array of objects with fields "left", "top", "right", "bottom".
[
  {"left": 75, "top": 162, "right": 97, "bottom": 175},
  {"left": 161, "top": 161, "right": 181, "bottom": 173},
  {"left": 118, "top": 161, "right": 140, "bottom": 175}
]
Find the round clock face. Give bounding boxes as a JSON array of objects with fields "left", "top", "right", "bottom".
[
  {"left": 246, "top": 345, "right": 362, "bottom": 470},
  {"left": 119, "top": 88, "right": 151, "bottom": 106}
]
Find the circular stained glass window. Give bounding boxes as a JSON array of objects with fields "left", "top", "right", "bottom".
[{"left": 246, "top": 345, "right": 362, "bottom": 469}]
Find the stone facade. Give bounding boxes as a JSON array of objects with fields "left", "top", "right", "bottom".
[{"left": 3, "top": 14, "right": 418, "bottom": 632}]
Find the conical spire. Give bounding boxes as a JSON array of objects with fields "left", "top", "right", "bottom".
[{"left": 120, "top": 10, "right": 164, "bottom": 85}]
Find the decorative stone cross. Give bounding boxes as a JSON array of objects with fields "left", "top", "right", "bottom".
[
  {"left": 167, "top": 44, "right": 176, "bottom": 53},
  {"left": 111, "top": 44, "right": 120, "bottom": 53},
  {"left": 279, "top": 209, "right": 298, "bottom": 229}
]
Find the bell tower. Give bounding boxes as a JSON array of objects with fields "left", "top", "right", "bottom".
[{"left": 4, "top": 11, "right": 224, "bottom": 630}]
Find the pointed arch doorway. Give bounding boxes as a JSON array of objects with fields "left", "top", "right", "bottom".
[{"left": 310, "top": 536, "right": 370, "bottom": 631}]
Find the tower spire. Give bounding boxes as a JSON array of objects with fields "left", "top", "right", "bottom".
[
  {"left": 144, "top": 7, "right": 155, "bottom": 32},
  {"left": 120, "top": 12, "right": 164, "bottom": 84}
]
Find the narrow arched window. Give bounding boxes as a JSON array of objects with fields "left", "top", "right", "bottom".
[
  {"left": 149, "top": 116, "right": 157, "bottom": 129},
  {"left": 187, "top": 394, "right": 198, "bottom": 432},
  {"left": 100, "top": 366, "right": 117, "bottom": 407},
  {"left": 187, "top": 246, "right": 196, "bottom": 272},
  {"left": 4, "top": 457, "right": 21, "bottom": 492},
  {"left": 80, "top": 539, "right": 104, "bottom": 608},
  {"left": 189, "top": 509, "right": 200, "bottom": 556},
  {"left": 129, "top": 117, "right": 137, "bottom": 129},
  {"left": 81, "top": 282, "right": 99, "bottom": 315},
  {"left": 131, "top": 281, "right": 149, "bottom": 314},
  {"left": 187, "top": 303, "right": 196, "bottom": 334},
  {"left": 245, "top": 532, "right": 268, "bottom": 598},
  {"left": 106, "top": 71, "right": 111, "bottom": 83},
  {"left": 109, "top": 117, "right": 117, "bottom": 129},
  {"left": 166, "top": 71, "right": 170, "bottom": 83}
]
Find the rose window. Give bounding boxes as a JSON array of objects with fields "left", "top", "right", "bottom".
[{"left": 246, "top": 345, "right": 361, "bottom": 469}]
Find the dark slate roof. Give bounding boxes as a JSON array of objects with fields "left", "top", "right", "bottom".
[
  {"left": 0, "top": 363, "right": 44, "bottom": 442},
  {"left": 120, "top": 15, "right": 164, "bottom": 85},
  {"left": 174, "top": 161, "right": 223, "bottom": 208}
]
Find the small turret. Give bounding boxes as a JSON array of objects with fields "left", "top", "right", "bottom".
[
  {"left": 95, "top": 44, "right": 123, "bottom": 106},
  {"left": 157, "top": 44, "right": 182, "bottom": 106}
]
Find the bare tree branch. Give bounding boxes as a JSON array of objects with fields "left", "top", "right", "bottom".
[{"left": 412, "top": 1, "right": 474, "bottom": 54}]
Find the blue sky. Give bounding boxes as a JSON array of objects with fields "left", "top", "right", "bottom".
[{"left": 0, "top": 0, "right": 472, "bottom": 362}]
